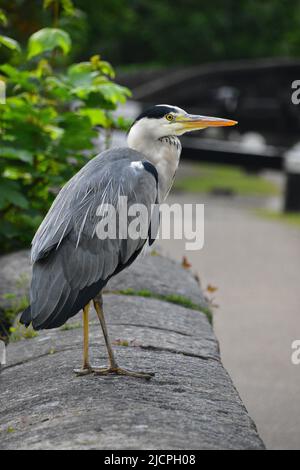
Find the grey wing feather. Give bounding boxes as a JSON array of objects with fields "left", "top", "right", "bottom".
[
  {"left": 31, "top": 148, "right": 124, "bottom": 263},
  {"left": 28, "top": 148, "right": 158, "bottom": 329}
]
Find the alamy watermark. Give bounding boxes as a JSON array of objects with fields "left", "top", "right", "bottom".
[
  {"left": 291, "top": 80, "right": 300, "bottom": 105},
  {"left": 94, "top": 196, "right": 205, "bottom": 251},
  {"left": 291, "top": 340, "right": 300, "bottom": 365}
]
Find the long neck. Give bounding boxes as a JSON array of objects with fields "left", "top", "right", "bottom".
[{"left": 127, "top": 126, "right": 181, "bottom": 201}]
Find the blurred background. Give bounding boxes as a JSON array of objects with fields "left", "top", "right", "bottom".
[{"left": 1, "top": 0, "right": 300, "bottom": 450}]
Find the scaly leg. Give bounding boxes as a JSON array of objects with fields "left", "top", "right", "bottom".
[
  {"left": 74, "top": 302, "right": 93, "bottom": 376},
  {"left": 93, "top": 294, "right": 154, "bottom": 380}
]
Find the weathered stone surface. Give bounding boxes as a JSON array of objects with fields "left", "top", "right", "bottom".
[
  {"left": 0, "top": 250, "right": 31, "bottom": 311},
  {"left": 0, "top": 250, "right": 207, "bottom": 312},
  {"left": 0, "top": 293, "right": 264, "bottom": 449},
  {"left": 106, "top": 254, "right": 208, "bottom": 309},
  {"left": 0, "top": 340, "right": 5, "bottom": 369},
  {"left": 7, "top": 295, "right": 218, "bottom": 368}
]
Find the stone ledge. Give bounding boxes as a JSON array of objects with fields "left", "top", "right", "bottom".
[
  {"left": 0, "top": 250, "right": 207, "bottom": 312},
  {"left": 106, "top": 254, "right": 207, "bottom": 309},
  {"left": 0, "top": 252, "right": 264, "bottom": 450}
]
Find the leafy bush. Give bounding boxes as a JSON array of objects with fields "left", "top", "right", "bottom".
[{"left": 0, "top": 1, "right": 131, "bottom": 253}]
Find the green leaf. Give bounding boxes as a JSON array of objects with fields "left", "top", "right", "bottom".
[
  {"left": 0, "top": 179, "right": 29, "bottom": 209},
  {"left": 0, "top": 220, "right": 19, "bottom": 238},
  {"left": 0, "top": 147, "right": 33, "bottom": 164},
  {"left": 90, "top": 55, "right": 115, "bottom": 78},
  {"left": 0, "top": 35, "right": 21, "bottom": 53},
  {"left": 0, "top": 63, "right": 19, "bottom": 78},
  {"left": 98, "top": 61, "right": 115, "bottom": 79},
  {"left": 43, "top": 0, "right": 55, "bottom": 9},
  {"left": 0, "top": 9, "right": 8, "bottom": 26},
  {"left": 0, "top": 65, "right": 38, "bottom": 93},
  {"left": 7, "top": 191, "right": 29, "bottom": 209},
  {"left": 43, "top": 124, "right": 64, "bottom": 140},
  {"left": 43, "top": 0, "right": 75, "bottom": 16},
  {"left": 67, "top": 62, "right": 95, "bottom": 87},
  {"left": 114, "top": 115, "right": 133, "bottom": 132},
  {"left": 95, "top": 83, "right": 131, "bottom": 105},
  {"left": 61, "top": 0, "right": 75, "bottom": 16},
  {"left": 45, "top": 76, "right": 72, "bottom": 100},
  {"left": 59, "top": 113, "right": 96, "bottom": 150},
  {"left": 78, "top": 108, "right": 109, "bottom": 127},
  {"left": 28, "top": 28, "right": 72, "bottom": 59}
]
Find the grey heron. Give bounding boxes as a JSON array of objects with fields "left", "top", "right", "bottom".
[{"left": 20, "top": 104, "right": 237, "bottom": 379}]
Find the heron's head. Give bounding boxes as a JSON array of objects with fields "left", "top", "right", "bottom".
[{"left": 129, "top": 104, "right": 237, "bottom": 140}]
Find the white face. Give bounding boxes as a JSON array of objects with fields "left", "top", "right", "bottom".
[
  {"left": 132, "top": 105, "right": 189, "bottom": 139},
  {"left": 130, "top": 104, "right": 237, "bottom": 140},
  {"left": 154, "top": 105, "right": 192, "bottom": 137}
]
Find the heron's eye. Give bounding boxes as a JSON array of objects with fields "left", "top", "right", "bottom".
[{"left": 165, "top": 114, "right": 174, "bottom": 122}]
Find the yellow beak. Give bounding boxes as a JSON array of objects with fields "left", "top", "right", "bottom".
[{"left": 178, "top": 114, "right": 238, "bottom": 130}]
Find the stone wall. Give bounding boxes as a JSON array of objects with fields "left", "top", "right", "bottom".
[{"left": 0, "top": 252, "right": 264, "bottom": 450}]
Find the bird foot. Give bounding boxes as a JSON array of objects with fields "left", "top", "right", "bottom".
[
  {"left": 93, "top": 365, "right": 155, "bottom": 380},
  {"left": 74, "top": 365, "right": 94, "bottom": 376},
  {"left": 74, "top": 364, "right": 155, "bottom": 380}
]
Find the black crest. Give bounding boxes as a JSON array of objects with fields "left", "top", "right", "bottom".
[{"left": 135, "top": 105, "right": 178, "bottom": 122}]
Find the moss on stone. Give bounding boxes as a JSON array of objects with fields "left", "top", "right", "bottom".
[{"left": 110, "top": 288, "right": 213, "bottom": 324}]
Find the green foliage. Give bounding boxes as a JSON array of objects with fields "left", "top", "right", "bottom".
[
  {"left": 9, "top": 321, "right": 38, "bottom": 342},
  {"left": 0, "top": 9, "right": 8, "bottom": 27},
  {"left": 43, "top": 0, "right": 76, "bottom": 17},
  {"left": 0, "top": 2, "right": 131, "bottom": 253},
  {"left": 0, "top": 35, "right": 21, "bottom": 52},
  {"left": 0, "top": 291, "right": 29, "bottom": 340},
  {"left": 28, "top": 27, "right": 71, "bottom": 58}
]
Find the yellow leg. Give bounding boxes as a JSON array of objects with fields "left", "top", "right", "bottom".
[
  {"left": 74, "top": 302, "right": 93, "bottom": 376},
  {"left": 83, "top": 303, "right": 90, "bottom": 368},
  {"left": 93, "top": 296, "right": 118, "bottom": 369},
  {"left": 93, "top": 295, "right": 154, "bottom": 380}
]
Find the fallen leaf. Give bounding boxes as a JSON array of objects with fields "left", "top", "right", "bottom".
[
  {"left": 206, "top": 284, "right": 218, "bottom": 294},
  {"left": 182, "top": 256, "right": 192, "bottom": 269}
]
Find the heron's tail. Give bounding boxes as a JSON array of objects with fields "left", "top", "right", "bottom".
[{"left": 20, "top": 306, "right": 32, "bottom": 327}]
